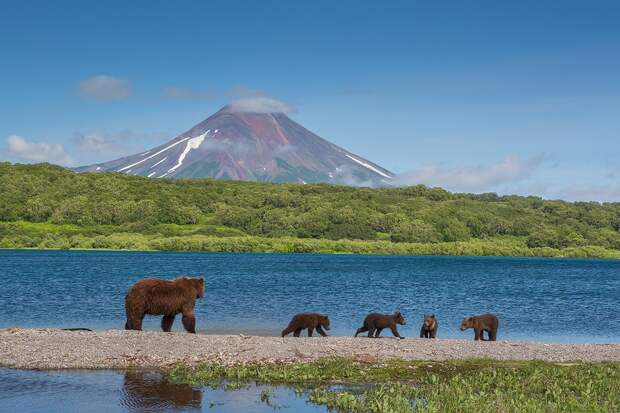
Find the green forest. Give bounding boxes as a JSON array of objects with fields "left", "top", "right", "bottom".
[{"left": 1, "top": 162, "right": 620, "bottom": 258}]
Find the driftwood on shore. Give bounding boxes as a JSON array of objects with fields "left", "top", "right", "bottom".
[{"left": 1, "top": 328, "right": 619, "bottom": 370}]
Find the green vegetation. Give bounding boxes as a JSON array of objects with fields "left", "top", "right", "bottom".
[
  {"left": 169, "top": 358, "right": 620, "bottom": 412},
  {"left": 1, "top": 162, "right": 620, "bottom": 258}
]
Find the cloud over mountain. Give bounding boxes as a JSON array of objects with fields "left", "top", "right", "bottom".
[
  {"left": 392, "top": 156, "right": 543, "bottom": 193},
  {"left": 79, "top": 75, "right": 132, "bottom": 101},
  {"left": 6, "top": 135, "right": 74, "bottom": 166}
]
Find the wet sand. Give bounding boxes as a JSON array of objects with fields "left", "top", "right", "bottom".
[{"left": 1, "top": 328, "right": 619, "bottom": 369}]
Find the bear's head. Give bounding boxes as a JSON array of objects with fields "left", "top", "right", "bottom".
[
  {"left": 460, "top": 317, "right": 473, "bottom": 331},
  {"left": 423, "top": 314, "right": 436, "bottom": 329},
  {"left": 394, "top": 311, "right": 406, "bottom": 325},
  {"left": 319, "top": 315, "right": 331, "bottom": 330},
  {"left": 185, "top": 277, "right": 205, "bottom": 298}
]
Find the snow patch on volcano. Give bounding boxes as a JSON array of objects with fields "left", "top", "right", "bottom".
[
  {"left": 159, "top": 131, "right": 208, "bottom": 177},
  {"left": 344, "top": 154, "right": 392, "bottom": 179},
  {"left": 118, "top": 137, "right": 191, "bottom": 172}
]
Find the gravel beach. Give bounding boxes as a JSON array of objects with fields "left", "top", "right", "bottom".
[{"left": 1, "top": 328, "right": 619, "bottom": 369}]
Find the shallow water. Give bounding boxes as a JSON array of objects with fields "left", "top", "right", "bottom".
[
  {"left": 0, "top": 368, "right": 325, "bottom": 412},
  {"left": 0, "top": 250, "right": 619, "bottom": 342}
]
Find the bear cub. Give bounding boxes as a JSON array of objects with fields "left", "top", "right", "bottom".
[
  {"left": 419, "top": 314, "right": 438, "bottom": 338},
  {"left": 460, "top": 313, "right": 499, "bottom": 341},
  {"left": 125, "top": 276, "right": 205, "bottom": 333},
  {"left": 355, "top": 312, "right": 406, "bottom": 339},
  {"left": 281, "top": 313, "right": 331, "bottom": 337}
]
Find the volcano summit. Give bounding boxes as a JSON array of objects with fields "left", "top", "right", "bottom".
[{"left": 76, "top": 106, "right": 393, "bottom": 186}]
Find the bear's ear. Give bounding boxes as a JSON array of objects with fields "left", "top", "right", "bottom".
[{"left": 431, "top": 314, "right": 435, "bottom": 318}]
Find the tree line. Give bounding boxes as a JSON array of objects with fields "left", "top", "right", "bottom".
[{"left": 1, "top": 162, "right": 619, "bottom": 255}]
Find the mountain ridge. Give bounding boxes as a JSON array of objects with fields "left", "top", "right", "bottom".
[{"left": 76, "top": 106, "right": 393, "bottom": 186}]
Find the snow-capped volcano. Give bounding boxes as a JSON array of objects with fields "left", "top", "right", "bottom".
[{"left": 76, "top": 106, "right": 393, "bottom": 185}]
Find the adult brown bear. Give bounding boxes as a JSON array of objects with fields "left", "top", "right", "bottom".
[
  {"left": 354, "top": 312, "right": 406, "bottom": 339},
  {"left": 125, "top": 277, "right": 205, "bottom": 333},
  {"left": 460, "top": 313, "right": 499, "bottom": 341},
  {"left": 419, "top": 314, "right": 438, "bottom": 338},
  {"left": 281, "top": 313, "right": 330, "bottom": 337}
]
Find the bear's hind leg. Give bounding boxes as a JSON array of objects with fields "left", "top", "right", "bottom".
[
  {"left": 181, "top": 309, "right": 196, "bottom": 334},
  {"left": 374, "top": 328, "right": 383, "bottom": 338},
  {"left": 161, "top": 314, "right": 175, "bottom": 332},
  {"left": 308, "top": 328, "right": 314, "bottom": 337}
]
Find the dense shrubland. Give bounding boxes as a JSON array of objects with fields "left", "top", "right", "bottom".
[{"left": 1, "top": 162, "right": 619, "bottom": 258}]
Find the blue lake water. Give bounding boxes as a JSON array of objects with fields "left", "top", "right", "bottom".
[
  {"left": 0, "top": 368, "right": 325, "bottom": 413},
  {"left": 0, "top": 249, "right": 619, "bottom": 342}
]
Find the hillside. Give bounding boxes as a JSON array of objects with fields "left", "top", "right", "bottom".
[{"left": 1, "top": 163, "right": 619, "bottom": 258}]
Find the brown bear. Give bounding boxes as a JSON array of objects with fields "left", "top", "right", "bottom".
[
  {"left": 281, "top": 313, "right": 331, "bottom": 337},
  {"left": 125, "top": 277, "right": 205, "bottom": 333},
  {"left": 419, "top": 314, "right": 438, "bottom": 338},
  {"left": 460, "top": 313, "right": 499, "bottom": 341},
  {"left": 354, "top": 312, "right": 406, "bottom": 339}
]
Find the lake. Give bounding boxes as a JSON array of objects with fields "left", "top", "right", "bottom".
[
  {"left": 0, "top": 368, "right": 326, "bottom": 413},
  {"left": 0, "top": 250, "right": 619, "bottom": 342}
]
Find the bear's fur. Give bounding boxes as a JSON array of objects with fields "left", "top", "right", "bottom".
[
  {"left": 460, "top": 313, "right": 499, "bottom": 341},
  {"left": 125, "top": 277, "right": 205, "bottom": 333},
  {"left": 355, "top": 312, "right": 406, "bottom": 339},
  {"left": 419, "top": 314, "right": 438, "bottom": 338},
  {"left": 281, "top": 313, "right": 331, "bottom": 337}
]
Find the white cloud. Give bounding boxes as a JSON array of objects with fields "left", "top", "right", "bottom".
[
  {"left": 230, "top": 96, "right": 294, "bottom": 113},
  {"left": 228, "top": 86, "right": 294, "bottom": 113},
  {"left": 273, "top": 144, "right": 296, "bottom": 156},
  {"left": 75, "top": 133, "right": 114, "bottom": 152},
  {"left": 6, "top": 135, "right": 74, "bottom": 166},
  {"left": 74, "top": 130, "right": 169, "bottom": 158},
  {"left": 79, "top": 75, "right": 132, "bottom": 101},
  {"left": 392, "top": 156, "right": 544, "bottom": 193},
  {"left": 548, "top": 184, "right": 620, "bottom": 203}
]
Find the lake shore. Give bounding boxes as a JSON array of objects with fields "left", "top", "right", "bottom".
[{"left": 1, "top": 328, "right": 619, "bottom": 369}]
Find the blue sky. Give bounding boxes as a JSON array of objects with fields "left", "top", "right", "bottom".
[{"left": 1, "top": 1, "right": 619, "bottom": 201}]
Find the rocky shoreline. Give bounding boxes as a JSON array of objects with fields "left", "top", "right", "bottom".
[{"left": 1, "top": 328, "right": 619, "bottom": 370}]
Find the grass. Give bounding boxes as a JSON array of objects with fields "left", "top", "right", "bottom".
[{"left": 168, "top": 358, "right": 620, "bottom": 412}]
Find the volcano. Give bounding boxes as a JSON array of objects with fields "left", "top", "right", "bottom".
[{"left": 76, "top": 106, "right": 393, "bottom": 185}]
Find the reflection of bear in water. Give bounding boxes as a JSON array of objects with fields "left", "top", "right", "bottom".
[
  {"left": 125, "top": 277, "right": 205, "bottom": 333},
  {"left": 120, "top": 371, "right": 202, "bottom": 412},
  {"left": 460, "top": 313, "right": 499, "bottom": 341},
  {"left": 281, "top": 313, "right": 331, "bottom": 337}
]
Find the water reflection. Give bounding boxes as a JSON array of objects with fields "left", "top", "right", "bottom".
[
  {"left": 0, "top": 368, "right": 326, "bottom": 412},
  {"left": 120, "top": 371, "right": 202, "bottom": 412}
]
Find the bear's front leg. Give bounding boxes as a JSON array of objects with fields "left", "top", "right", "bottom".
[
  {"left": 161, "top": 314, "right": 175, "bottom": 332},
  {"left": 125, "top": 312, "right": 144, "bottom": 330},
  {"left": 182, "top": 308, "right": 196, "bottom": 333}
]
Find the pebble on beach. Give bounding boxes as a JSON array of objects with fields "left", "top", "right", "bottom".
[{"left": 1, "top": 328, "right": 619, "bottom": 370}]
